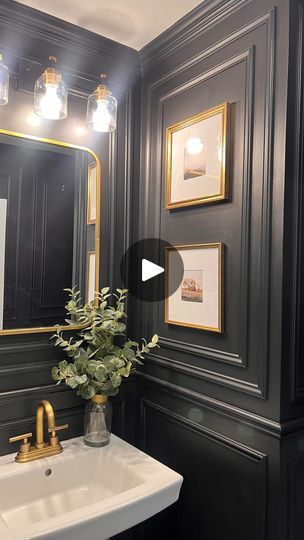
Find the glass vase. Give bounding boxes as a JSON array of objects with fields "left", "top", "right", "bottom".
[{"left": 84, "top": 395, "right": 112, "bottom": 447}]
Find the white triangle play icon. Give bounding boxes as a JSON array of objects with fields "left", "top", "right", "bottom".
[{"left": 142, "top": 258, "right": 164, "bottom": 282}]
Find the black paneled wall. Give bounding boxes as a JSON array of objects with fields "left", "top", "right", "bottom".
[
  {"left": 0, "top": 1, "right": 303, "bottom": 540},
  {"left": 132, "top": 1, "right": 304, "bottom": 539}
]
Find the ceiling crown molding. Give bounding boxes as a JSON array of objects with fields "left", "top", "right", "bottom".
[
  {"left": 0, "top": 0, "right": 140, "bottom": 76},
  {"left": 139, "top": 0, "right": 252, "bottom": 73},
  {"left": 0, "top": 1, "right": 254, "bottom": 78}
]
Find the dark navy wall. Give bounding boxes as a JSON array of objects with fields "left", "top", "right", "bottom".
[
  {"left": 0, "top": 1, "right": 304, "bottom": 539},
  {"left": 131, "top": 1, "right": 304, "bottom": 539}
]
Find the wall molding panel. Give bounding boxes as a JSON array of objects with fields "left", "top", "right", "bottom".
[
  {"left": 158, "top": 335, "right": 242, "bottom": 366},
  {"left": 147, "top": 10, "right": 274, "bottom": 90},
  {"left": 145, "top": 351, "right": 263, "bottom": 397},
  {"left": 137, "top": 371, "right": 304, "bottom": 438},
  {"left": 140, "top": 396, "right": 268, "bottom": 462},
  {"left": 139, "top": 6, "right": 276, "bottom": 403},
  {"left": 154, "top": 47, "right": 254, "bottom": 372},
  {"left": 139, "top": 395, "right": 267, "bottom": 540},
  {"left": 133, "top": 2, "right": 304, "bottom": 538}
]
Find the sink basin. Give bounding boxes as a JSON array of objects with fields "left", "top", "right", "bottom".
[{"left": 0, "top": 435, "right": 183, "bottom": 539}]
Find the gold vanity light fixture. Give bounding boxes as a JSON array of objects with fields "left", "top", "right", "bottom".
[
  {"left": 9, "top": 400, "right": 68, "bottom": 463},
  {"left": 86, "top": 73, "right": 117, "bottom": 132},
  {"left": 0, "top": 53, "right": 9, "bottom": 106},
  {"left": 34, "top": 55, "right": 67, "bottom": 120}
]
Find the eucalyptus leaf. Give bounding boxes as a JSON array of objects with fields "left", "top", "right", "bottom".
[
  {"left": 66, "top": 377, "right": 78, "bottom": 389},
  {"left": 78, "top": 384, "right": 95, "bottom": 400},
  {"left": 51, "top": 287, "right": 158, "bottom": 400},
  {"left": 58, "top": 360, "right": 68, "bottom": 370},
  {"left": 75, "top": 351, "right": 88, "bottom": 373},
  {"left": 51, "top": 367, "right": 60, "bottom": 381},
  {"left": 101, "top": 287, "right": 110, "bottom": 294},
  {"left": 75, "top": 374, "right": 88, "bottom": 384}
]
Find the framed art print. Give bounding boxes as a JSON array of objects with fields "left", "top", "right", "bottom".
[
  {"left": 87, "top": 162, "right": 97, "bottom": 224},
  {"left": 165, "top": 103, "right": 229, "bottom": 209},
  {"left": 165, "top": 243, "right": 223, "bottom": 332}
]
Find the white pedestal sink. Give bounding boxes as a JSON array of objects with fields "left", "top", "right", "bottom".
[{"left": 0, "top": 435, "right": 183, "bottom": 539}]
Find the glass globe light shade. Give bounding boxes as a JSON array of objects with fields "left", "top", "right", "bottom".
[
  {"left": 86, "top": 74, "right": 117, "bottom": 133},
  {"left": 34, "top": 56, "right": 67, "bottom": 120},
  {"left": 0, "top": 53, "right": 9, "bottom": 106}
]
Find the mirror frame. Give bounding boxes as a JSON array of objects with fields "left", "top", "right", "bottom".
[{"left": 0, "top": 128, "right": 101, "bottom": 336}]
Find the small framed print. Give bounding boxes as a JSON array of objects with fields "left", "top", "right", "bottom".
[
  {"left": 165, "top": 243, "right": 223, "bottom": 333},
  {"left": 86, "top": 251, "right": 96, "bottom": 304},
  {"left": 165, "top": 103, "right": 229, "bottom": 209},
  {"left": 87, "top": 162, "right": 97, "bottom": 224}
]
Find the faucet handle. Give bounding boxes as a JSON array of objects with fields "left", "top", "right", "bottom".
[
  {"left": 48, "top": 424, "right": 69, "bottom": 447},
  {"left": 48, "top": 424, "right": 69, "bottom": 436},
  {"left": 9, "top": 432, "right": 32, "bottom": 453}
]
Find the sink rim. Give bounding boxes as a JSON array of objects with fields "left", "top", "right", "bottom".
[{"left": 0, "top": 435, "right": 183, "bottom": 540}]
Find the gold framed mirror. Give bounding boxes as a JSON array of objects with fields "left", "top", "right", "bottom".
[{"left": 0, "top": 129, "right": 100, "bottom": 336}]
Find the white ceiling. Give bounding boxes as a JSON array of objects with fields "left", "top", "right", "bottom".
[{"left": 15, "top": 0, "right": 202, "bottom": 50}]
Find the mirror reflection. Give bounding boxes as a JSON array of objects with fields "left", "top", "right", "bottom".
[{"left": 0, "top": 132, "right": 99, "bottom": 333}]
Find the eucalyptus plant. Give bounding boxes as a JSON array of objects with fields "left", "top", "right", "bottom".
[{"left": 51, "top": 287, "right": 159, "bottom": 399}]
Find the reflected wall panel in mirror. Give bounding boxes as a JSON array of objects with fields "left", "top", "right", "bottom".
[{"left": 0, "top": 131, "right": 100, "bottom": 334}]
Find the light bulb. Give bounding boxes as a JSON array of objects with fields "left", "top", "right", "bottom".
[
  {"left": 37, "top": 84, "right": 62, "bottom": 120},
  {"left": 186, "top": 138, "right": 204, "bottom": 155},
  {"left": 86, "top": 73, "right": 117, "bottom": 132},
  {"left": 92, "top": 99, "right": 112, "bottom": 132},
  {"left": 34, "top": 56, "right": 67, "bottom": 120}
]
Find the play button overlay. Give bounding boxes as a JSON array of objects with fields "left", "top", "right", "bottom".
[
  {"left": 120, "top": 237, "right": 184, "bottom": 302},
  {"left": 142, "top": 259, "right": 164, "bottom": 282}
]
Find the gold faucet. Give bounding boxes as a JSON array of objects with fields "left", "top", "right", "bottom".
[{"left": 9, "top": 400, "right": 68, "bottom": 463}]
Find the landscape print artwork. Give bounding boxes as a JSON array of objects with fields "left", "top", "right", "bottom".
[
  {"left": 183, "top": 144, "right": 207, "bottom": 181},
  {"left": 165, "top": 243, "right": 223, "bottom": 332},
  {"left": 166, "top": 102, "right": 228, "bottom": 208},
  {"left": 181, "top": 270, "right": 203, "bottom": 303}
]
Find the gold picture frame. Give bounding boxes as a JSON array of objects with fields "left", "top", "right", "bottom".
[
  {"left": 165, "top": 242, "right": 224, "bottom": 333},
  {"left": 165, "top": 103, "right": 229, "bottom": 209},
  {"left": 0, "top": 129, "right": 101, "bottom": 336},
  {"left": 87, "top": 162, "right": 97, "bottom": 224}
]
